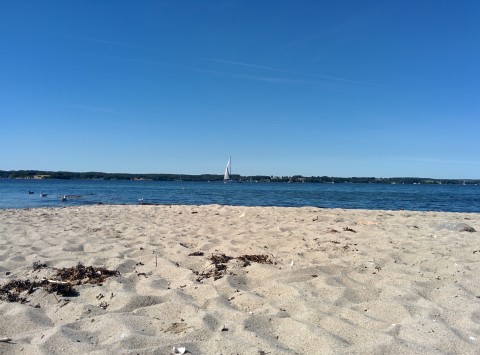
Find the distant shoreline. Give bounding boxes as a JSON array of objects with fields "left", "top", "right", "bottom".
[{"left": 0, "top": 170, "right": 478, "bottom": 185}]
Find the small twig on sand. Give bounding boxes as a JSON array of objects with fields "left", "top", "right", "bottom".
[
  {"left": 59, "top": 300, "right": 70, "bottom": 308},
  {"left": 46, "top": 279, "right": 70, "bottom": 284},
  {"left": 0, "top": 338, "right": 13, "bottom": 343}
]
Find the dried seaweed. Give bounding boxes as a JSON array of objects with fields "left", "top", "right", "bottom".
[
  {"left": 52, "top": 264, "right": 119, "bottom": 285},
  {"left": 194, "top": 254, "right": 233, "bottom": 282},
  {"left": 0, "top": 279, "right": 36, "bottom": 303},
  {"left": 208, "top": 254, "right": 233, "bottom": 264},
  {"left": 195, "top": 268, "right": 226, "bottom": 282},
  {"left": 43, "top": 281, "right": 78, "bottom": 297},
  {"left": 188, "top": 251, "right": 204, "bottom": 257},
  {"left": 0, "top": 279, "right": 34, "bottom": 294},
  {"left": 237, "top": 254, "right": 272, "bottom": 267},
  {"left": 32, "top": 261, "right": 48, "bottom": 271},
  {"left": 195, "top": 253, "right": 273, "bottom": 282},
  {"left": 342, "top": 243, "right": 359, "bottom": 252},
  {"left": 0, "top": 264, "right": 119, "bottom": 304}
]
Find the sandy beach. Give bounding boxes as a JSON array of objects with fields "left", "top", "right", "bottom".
[{"left": 0, "top": 204, "right": 479, "bottom": 354}]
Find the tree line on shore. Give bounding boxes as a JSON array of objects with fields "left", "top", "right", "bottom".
[{"left": 0, "top": 170, "right": 478, "bottom": 185}]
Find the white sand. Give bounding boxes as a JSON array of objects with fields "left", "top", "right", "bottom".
[{"left": 0, "top": 205, "right": 479, "bottom": 354}]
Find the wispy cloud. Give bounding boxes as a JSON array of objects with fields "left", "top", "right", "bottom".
[
  {"left": 88, "top": 53, "right": 371, "bottom": 88},
  {"left": 58, "top": 104, "right": 116, "bottom": 114},
  {"left": 207, "top": 58, "right": 289, "bottom": 72},
  {"left": 205, "top": 58, "right": 382, "bottom": 86},
  {"left": 99, "top": 55, "right": 174, "bottom": 67},
  {"left": 194, "top": 67, "right": 313, "bottom": 85},
  {"left": 53, "top": 32, "right": 161, "bottom": 52},
  {"left": 188, "top": 107, "right": 237, "bottom": 117},
  {"left": 91, "top": 54, "right": 313, "bottom": 86}
]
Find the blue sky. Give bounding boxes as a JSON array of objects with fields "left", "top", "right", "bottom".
[{"left": 1, "top": 1, "right": 479, "bottom": 178}]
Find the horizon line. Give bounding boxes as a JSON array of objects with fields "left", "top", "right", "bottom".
[{"left": 1, "top": 169, "right": 478, "bottom": 181}]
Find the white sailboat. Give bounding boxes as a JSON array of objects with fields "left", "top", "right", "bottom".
[{"left": 224, "top": 157, "right": 232, "bottom": 182}]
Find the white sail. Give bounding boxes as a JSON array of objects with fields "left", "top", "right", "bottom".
[{"left": 224, "top": 157, "right": 231, "bottom": 181}]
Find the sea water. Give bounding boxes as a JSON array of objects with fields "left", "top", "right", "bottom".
[{"left": 0, "top": 179, "right": 479, "bottom": 212}]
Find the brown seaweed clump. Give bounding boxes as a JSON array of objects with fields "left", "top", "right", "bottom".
[
  {"left": 42, "top": 281, "right": 78, "bottom": 297},
  {"left": 208, "top": 254, "right": 234, "bottom": 264},
  {"left": 52, "top": 264, "right": 120, "bottom": 285},
  {"left": 0, "top": 279, "right": 36, "bottom": 303},
  {"left": 194, "top": 254, "right": 233, "bottom": 282},
  {"left": 0, "top": 279, "right": 78, "bottom": 301},
  {"left": 194, "top": 254, "right": 273, "bottom": 282},
  {"left": 32, "top": 261, "right": 48, "bottom": 271},
  {"left": 237, "top": 254, "right": 273, "bottom": 267},
  {"left": 0, "top": 263, "right": 119, "bottom": 304}
]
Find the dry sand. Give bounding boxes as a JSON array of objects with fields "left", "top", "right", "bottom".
[{"left": 0, "top": 205, "right": 479, "bottom": 354}]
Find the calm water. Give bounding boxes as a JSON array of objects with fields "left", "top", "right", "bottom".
[{"left": 0, "top": 179, "right": 479, "bottom": 212}]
